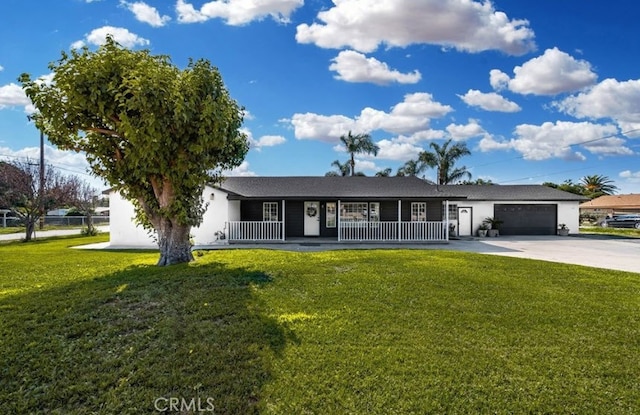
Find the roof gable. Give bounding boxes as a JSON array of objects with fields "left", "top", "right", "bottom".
[{"left": 580, "top": 194, "right": 640, "bottom": 209}]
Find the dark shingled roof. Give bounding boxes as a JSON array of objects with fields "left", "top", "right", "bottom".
[{"left": 215, "top": 176, "right": 586, "bottom": 201}]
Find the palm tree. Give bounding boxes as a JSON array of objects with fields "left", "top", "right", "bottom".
[
  {"left": 340, "top": 131, "right": 379, "bottom": 176},
  {"left": 375, "top": 168, "right": 392, "bottom": 177},
  {"left": 419, "top": 139, "right": 472, "bottom": 185},
  {"left": 325, "top": 159, "right": 351, "bottom": 177},
  {"left": 580, "top": 174, "right": 618, "bottom": 198},
  {"left": 396, "top": 159, "right": 428, "bottom": 177}
]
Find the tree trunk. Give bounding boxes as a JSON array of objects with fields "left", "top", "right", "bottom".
[
  {"left": 155, "top": 218, "right": 194, "bottom": 266},
  {"left": 24, "top": 218, "right": 35, "bottom": 242},
  {"left": 85, "top": 213, "right": 94, "bottom": 234}
]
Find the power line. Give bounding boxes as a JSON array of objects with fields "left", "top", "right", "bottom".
[
  {"left": 0, "top": 153, "right": 94, "bottom": 177},
  {"left": 470, "top": 127, "right": 640, "bottom": 183}
]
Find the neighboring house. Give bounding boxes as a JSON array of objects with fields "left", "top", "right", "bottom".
[
  {"left": 580, "top": 194, "right": 640, "bottom": 218},
  {"left": 108, "top": 176, "right": 585, "bottom": 248}
]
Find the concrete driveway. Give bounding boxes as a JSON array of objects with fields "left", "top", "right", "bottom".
[
  {"left": 446, "top": 235, "right": 640, "bottom": 274},
  {"left": 194, "top": 234, "right": 640, "bottom": 274}
]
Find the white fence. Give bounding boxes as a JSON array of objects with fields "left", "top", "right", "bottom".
[
  {"left": 340, "top": 221, "right": 447, "bottom": 242},
  {"left": 228, "top": 221, "right": 284, "bottom": 241}
]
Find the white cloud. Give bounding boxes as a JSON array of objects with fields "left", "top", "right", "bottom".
[
  {"left": 72, "top": 26, "right": 150, "bottom": 49},
  {"left": 242, "top": 128, "right": 287, "bottom": 151},
  {"left": 458, "top": 89, "right": 521, "bottom": 112},
  {"left": 0, "top": 145, "right": 106, "bottom": 190},
  {"left": 225, "top": 160, "right": 257, "bottom": 177},
  {"left": 296, "top": 0, "right": 536, "bottom": 55},
  {"left": 255, "top": 135, "right": 286, "bottom": 147},
  {"left": 620, "top": 170, "right": 640, "bottom": 183},
  {"left": 376, "top": 139, "right": 423, "bottom": 161},
  {"left": 121, "top": 1, "right": 171, "bottom": 27},
  {"left": 555, "top": 78, "right": 640, "bottom": 133},
  {"left": 489, "top": 68, "right": 509, "bottom": 90},
  {"left": 495, "top": 47, "right": 597, "bottom": 96},
  {"left": 446, "top": 120, "right": 486, "bottom": 140},
  {"left": 291, "top": 113, "right": 357, "bottom": 142},
  {"left": 0, "top": 65, "right": 4, "bottom": 71},
  {"left": 479, "top": 121, "right": 628, "bottom": 160},
  {"left": 0, "top": 83, "right": 30, "bottom": 109},
  {"left": 329, "top": 50, "right": 421, "bottom": 85},
  {"left": 175, "top": 0, "right": 208, "bottom": 23},
  {"left": 291, "top": 92, "right": 453, "bottom": 141},
  {"left": 176, "top": 0, "right": 303, "bottom": 25},
  {"left": 353, "top": 158, "right": 378, "bottom": 172}
]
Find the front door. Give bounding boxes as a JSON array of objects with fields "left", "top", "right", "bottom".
[
  {"left": 457, "top": 207, "right": 472, "bottom": 236},
  {"left": 304, "top": 201, "right": 320, "bottom": 236}
]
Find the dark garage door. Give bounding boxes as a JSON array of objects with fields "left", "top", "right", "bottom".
[{"left": 494, "top": 204, "right": 557, "bottom": 235}]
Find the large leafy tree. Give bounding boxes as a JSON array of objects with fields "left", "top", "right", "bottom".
[
  {"left": 419, "top": 139, "right": 472, "bottom": 185},
  {"left": 339, "top": 131, "right": 379, "bottom": 176},
  {"left": 20, "top": 37, "right": 248, "bottom": 265},
  {"left": 580, "top": 174, "right": 618, "bottom": 198},
  {"left": 0, "top": 160, "right": 76, "bottom": 241}
]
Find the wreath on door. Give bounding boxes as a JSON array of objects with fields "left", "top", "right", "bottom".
[{"left": 306, "top": 206, "right": 318, "bottom": 217}]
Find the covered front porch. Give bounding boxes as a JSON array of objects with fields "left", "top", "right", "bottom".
[{"left": 226, "top": 199, "right": 453, "bottom": 243}]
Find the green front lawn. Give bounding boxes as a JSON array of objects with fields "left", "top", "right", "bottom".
[
  {"left": 580, "top": 226, "right": 640, "bottom": 238},
  {"left": 1, "top": 236, "right": 638, "bottom": 414}
]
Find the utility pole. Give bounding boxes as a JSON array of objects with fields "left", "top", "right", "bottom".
[{"left": 38, "top": 128, "right": 45, "bottom": 230}]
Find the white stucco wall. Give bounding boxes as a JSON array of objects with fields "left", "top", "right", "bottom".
[
  {"left": 190, "top": 187, "right": 232, "bottom": 245},
  {"left": 459, "top": 200, "right": 581, "bottom": 235},
  {"left": 109, "top": 191, "right": 157, "bottom": 248},
  {"left": 109, "top": 185, "right": 232, "bottom": 248}
]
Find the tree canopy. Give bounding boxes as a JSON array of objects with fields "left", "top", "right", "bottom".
[
  {"left": 543, "top": 175, "right": 618, "bottom": 199},
  {"left": 339, "top": 131, "right": 379, "bottom": 176},
  {"left": 0, "top": 160, "right": 77, "bottom": 241},
  {"left": 396, "top": 159, "right": 428, "bottom": 177},
  {"left": 580, "top": 174, "right": 618, "bottom": 198},
  {"left": 20, "top": 37, "right": 248, "bottom": 265},
  {"left": 419, "top": 139, "right": 472, "bottom": 185}
]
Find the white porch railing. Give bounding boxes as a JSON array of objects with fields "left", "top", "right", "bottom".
[
  {"left": 228, "top": 221, "right": 283, "bottom": 241},
  {"left": 227, "top": 220, "right": 447, "bottom": 242},
  {"left": 340, "top": 221, "right": 447, "bottom": 242}
]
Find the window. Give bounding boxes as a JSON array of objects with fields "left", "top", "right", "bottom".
[
  {"left": 411, "top": 202, "right": 427, "bottom": 222},
  {"left": 341, "top": 202, "right": 369, "bottom": 222},
  {"left": 263, "top": 202, "right": 278, "bottom": 221},
  {"left": 445, "top": 203, "right": 458, "bottom": 221},
  {"left": 326, "top": 202, "right": 336, "bottom": 228},
  {"left": 369, "top": 202, "right": 380, "bottom": 222}
]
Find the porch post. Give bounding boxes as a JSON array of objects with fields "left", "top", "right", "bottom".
[
  {"left": 282, "top": 199, "right": 286, "bottom": 241},
  {"left": 397, "top": 200, "right": 402, "bottom": 241},
  {"left": 445, "top": 200, "right": 449, "bottom": 240},
  {"left": 337, "top": 200, "right": 341, "bottom": 242}
]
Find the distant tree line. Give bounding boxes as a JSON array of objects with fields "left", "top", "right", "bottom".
[
  {"left": 325, "top": 131, "right": 620, "bottom": 196},
  {"left": 326, "top": 132, "right": 473, "bottom": 185},
  {"left": 542, "top": 175, "right": 618, "bottom": 199}
]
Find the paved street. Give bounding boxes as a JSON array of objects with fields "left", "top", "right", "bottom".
[{"left": 0, "top": 226, "right": 110, "bottom": 242}]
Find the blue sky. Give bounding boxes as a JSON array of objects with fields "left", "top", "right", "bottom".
[{"left": 1, "top": 0, "right": 640, "bottom": 192}]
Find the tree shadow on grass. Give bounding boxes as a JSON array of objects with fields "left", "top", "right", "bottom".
[{"left": 0, "top": 260, "right": 295, "bottom": 414}]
